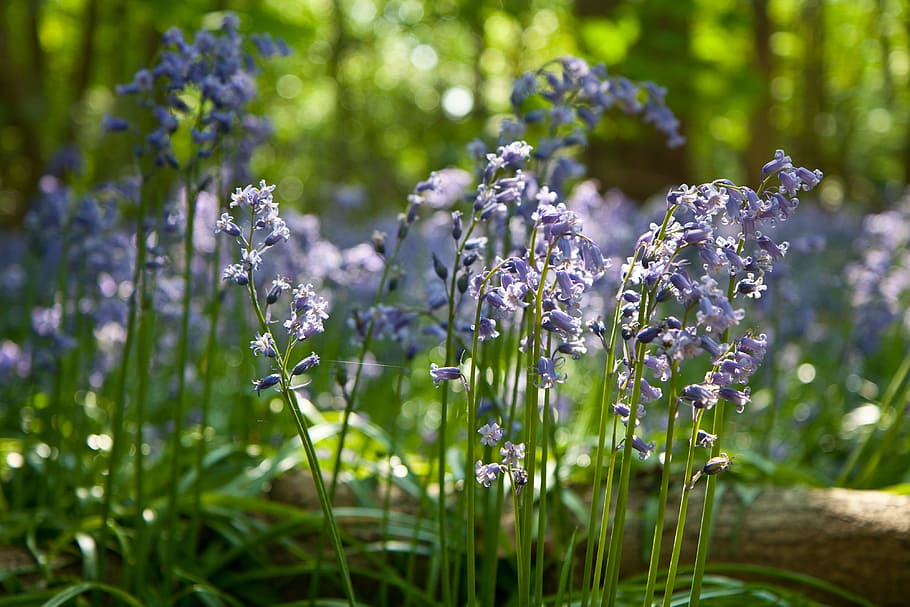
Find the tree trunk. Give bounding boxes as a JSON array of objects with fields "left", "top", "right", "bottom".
[
  {"left": 616, "top": 484, "right": 909, "bottom": 607},
  {"left": 269, "top": 472, "right": 910, "bottom": 607}
]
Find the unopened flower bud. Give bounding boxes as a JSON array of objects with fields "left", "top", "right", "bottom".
[
  {"left": 451, "top": 210, "right": 463, "bottom": 241},
  {"left": 457, "top": 271, "right": 470, "bottom": 294},
  {"left": 432, "top": 253, "right": 448, "bottom": 280},
  {"left": 372, "top": 230, "right": 387, "bottom": 256}
]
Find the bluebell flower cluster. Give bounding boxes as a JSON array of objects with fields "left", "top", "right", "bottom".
[
  {"left": 215, "top": 181, "right": 326, "bottom": 394},
  {"left": 507, "top": 57, "right": 684, "bottom": 194},
  {"left": 610, "top": 150, "right": 821, "bottom": 459},
  {"left": 473, "top": 420, "right": 528, "bottom": 492},
  {"left": 468, "top": 179, "right": 608, "bottom": 396},
  {"left": 846, "top": 191, "right": 910, "bottom": 352},
  {"left": 107, "top": 13, "right": 289, "bottom": 169}
]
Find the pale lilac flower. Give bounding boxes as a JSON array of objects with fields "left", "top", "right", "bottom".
[
  {"left": 474, "top": 317, "right": 500, "bottom": 341},
  {"left": 537, "top": 356, "right": 567, "bottom": 389},
  {"left": 241, "top": 247, "right": 263, "bottom": 271},
  {"left": 499, "top": 441, "right": 526, "bottom": 467},
  {"left": 429, "top": 363, "right": 466, "bottom": 390},
  {"left": 285, "top": 283, "right": 329, "bottom": 341},
  {"left": 478, "top": 421, "right": 504, "bottom": 447},
  {"left": 475, "top": 460, "right": 502, "bottom": 487},
  {"left": 214, "top": 212, "right": 242, "bottom": 237},
  {"left": 249, "top": 332, "right": 276, "bottom": 357},
  {"left": 222, "top": 263, "right": 248, "bottom": 285}
]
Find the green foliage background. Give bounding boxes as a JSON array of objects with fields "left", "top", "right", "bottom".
[{"left": 2, "top": 0, "right": 907, "bottom": 226}]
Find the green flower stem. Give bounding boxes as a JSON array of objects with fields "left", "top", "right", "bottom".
[
  {"left": 98, "top": 169, "right": 151, "bottom": 584},
  {"left": 688, "top": 233, "right": 748, "bottom": 606},
  {"left": 463, "top": 279, "right": 487, "bottom": 607},
  {"left": 688, "top": 402, "right": 726, "bottom": 607},
  {"left": 305, "top": 225, "right": 407, "bottom": 604},
  {"left": 46, "top": 210, "right": 73, "bottom": 512},
  {"left": 589, "top": 416, "right": 620, "bottom": 607},
  {"left": 163, "top": 167, "right": 201, "bottom": 595},
  {"left": 519, "top": 240, "right": 554, "bottom": 607},
  {"left": 190, "top": 228, "right": 224, "bottom": 550},
  {"left": 642, "top": 365, "right": 680, "bottom": 607},
  {"left": 245, "top": 273, "right": 357, "bottom": 607},
  {"left": 130, "top": 241, "right": 157, "bottom": 597},
  {"left": 582, "top": 264, "right": 634, "bottom": 607},
  {"left": 480, "top": 314, "right": 514, "bottom": 607},
  {"left": 534, "top": 334, "right": 554, "bottom": 605},
  {"left": 602, "top": 336, "right": 648, "bottom": 607},
  {"left": 661, "top": 409, "right": 705, "bottom": 607},
  {"left": 582, "top": 324, "right": 629, "bottom": 602}
]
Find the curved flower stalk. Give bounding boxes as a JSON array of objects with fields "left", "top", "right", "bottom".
[{"left": 216, "top": 181, "right": 355, "bottom": 606}]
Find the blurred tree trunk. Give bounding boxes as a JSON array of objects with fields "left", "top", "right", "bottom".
[
  {"left": 903, "top": 10, "right": 910, "bottom": 187},
  {"left": 0, "top": 0, "right": 46, "bottom": 225},
  {"left": 576, "top": 0, "right": 690, "bottom": 200},
  {"left": 67, "top": 0, "right": 100, "bottom": 142},
  {"left": 616, "top": 485, "right": 909, "bottom": 607},
  {"left": 798, "top": 0, "right": 825, "bottom": 172},
  {"left": 744, "top": 0, "right": 772, "bottom": 182}
]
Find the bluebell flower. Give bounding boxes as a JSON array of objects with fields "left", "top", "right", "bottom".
[
  {"left": 499, "top": 441, "right": 526, "bottom": 467},
  {"left": 510, "top": 468, "right": 529, "bottom": 494},
  {"left": 679, "top": 383, "right": 719, "bottom": 410},
  {"left": 696, "top": 429, "right": 718, "bottom": 448},
  {"left": 688, "top": 453, "right": 733, "bottom": 489},
  {"left": 478, "top": 421, "right": 504, "bottom": 447},
  {"left": 760, "top": 149, "right": 792, "bottom": 181},
  {"left": 628, "top": 435, "right": 655, "bottom": 460},
  {"left": 291, "top": 352, "right": 320, "bottom": 376},
  {"left": 474, "top": 317, "right": 500, "bottom": 341},
  {"left": 541, "top": 308, "right": 581, "bottom": 340},
  {"left": 718, "top": 386, "right": 750, "bottom": 413},
  {"left": 266, "top": 276, "right": 291, "bottom": 304},
  {"left": 285, "top": 283, "right": 329, "bottom": 341},
  {"left": 252, "top": 373, "right": 281, "bottom": 395},
  {"left": 222, "top": 263, "right": 248, "bottom": 285},
  {"left": 102, "top": 115, "right": 130, "bottom": 133},
  {"left": 215, "top": 212, "right": 243, "bottom": 237},
  {"left": 429, "top": 362, "right": 467, "bottom": 390},
  {"left": 475, "top": 460, "right": 502, "bottom": 488},
  {"left": 537, "top": 355, "right": 567, "bottom": 389},
  {"left": 249, "top": 332, "right": 277, "bottom": 357}
]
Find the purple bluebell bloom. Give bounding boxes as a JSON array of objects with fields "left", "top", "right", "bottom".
[
  {"left": 475, "top": 460, "right": 502, "bottom": 488},
  {"left": 500, "top": 441, "right": 526, "bottom": 467},
  {"left": 252, "top": 373, "right": 281, "bottom": 395},
  {"left": 429, "top": 363, "right": 466, "bottom": 389},
  {"left": 478, "top": 421, "right": 504, "bottom": 447},
  {"left": 291, "top": 352, "right": 320, "bottom": 376},
  {"left": 474, "top": 317, "right": 500, "bottom": 341},
  {"left": 679, "top": 383, "right": 719, "bottom": 410},
  {"left": 760, "top": 149, "right": 792, "bottom": 181},
  {"left": 537, "top": 356, "right": 567, "bottom": 389},
  {"left": 629, "top": 435, "right": 655, "bottom": 460}
]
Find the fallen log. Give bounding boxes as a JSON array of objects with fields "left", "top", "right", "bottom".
[{"left": 270, "top": 472, "right": 910, "bottom": 607}]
